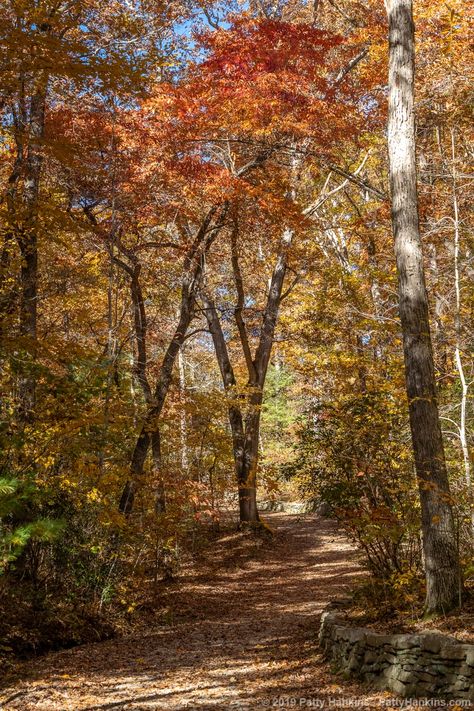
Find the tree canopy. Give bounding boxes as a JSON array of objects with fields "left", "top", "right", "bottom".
[{"left": 0, "top": 0, "right": 472, "bottom": 662}]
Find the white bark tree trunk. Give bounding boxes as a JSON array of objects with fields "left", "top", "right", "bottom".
[{"left": 451, "top": 129, "right": 473, "bottom": 536}]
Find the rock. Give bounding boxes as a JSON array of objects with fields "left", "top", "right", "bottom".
[
  {"left": 316, "top": 501, "right": 333, "bottom": 517},
  {"left": 440, "top": 645, "right": 468, "bottom": 661},
  {"left": 395, "top": 670, "right": 416, "bottom": 684},
  {"left": 363, "top": 650, "right": 380, "bottom": 664},
  {"left": 421, "top": 633, "right": 452, "bottom": 654},
  {"left": 431, "top": 663, "right": 453, "bottom": 675},
  {"left": 339, "top": 627, "right": 366, "bottom": 644},
  {"left": 258, "top": 500, "right": 285, "bottom": 512},
  {"left": 389, "top": 679, "right": 408, "bottom": 696},
  {"left": 318, "top": 601, "right": 474, "bottom": 701},
  {"left": 365, "top": 632, "right": 392, "bottom": 647},
  {"left": 417, "top": 671, "right": 437, "bottom": 682},
  {"left": 393, "top": 634, "right": 421, "bottom": 650},
  {"left": 465, "top": 649, "right": 474, "bottom": 667}
]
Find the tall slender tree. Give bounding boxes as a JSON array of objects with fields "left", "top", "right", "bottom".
[{"left": 386, "top": 0, "right": 460, "bottom": 613}]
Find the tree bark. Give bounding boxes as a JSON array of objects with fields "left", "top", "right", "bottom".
[
  {"left": 201, "top": 293, "right": 250, "bottom": 522},
  {"left": 17, "top": 83, "right": 47, "bottom": 421},
  {"left": 177, "top": 346, "right": 189, "bottom": 475},
  {"left": 206, "top": 310, "right": 261, "bottom": 524},
  {"left": 450, "top": 129, "right": 473, "bottom": 537},
  {"left": 151, "top": 430, "right": 166, "bottom": 514},
  {"left": 238, "top": 398, "right": 262, "bottom": 523},
  {"left": 386, "top": 0, "right": 460, "bottom": 614},
  {"left": 202, "top": 227, "right": 293, "bottom": 525},
  {"left": 119, "top": 206, "right": 225, "bottom": 515}
]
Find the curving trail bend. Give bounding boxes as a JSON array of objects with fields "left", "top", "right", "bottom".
[{"left": 1, "top": 514, "right": 395, "bottom": 710}]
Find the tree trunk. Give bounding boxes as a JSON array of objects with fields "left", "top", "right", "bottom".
[
  {"left": 237, "top": 481, "right": 259, "bottom": 523},
  {"left": 119, "top": 428, "right": 151, "bottom": 515},
  {"left": 151, "top": 430, "right": 166, "bottom": 514},
  {"left": 451, "top": 129, "right": 473, "bottom": 537},
  {"left": 203, "top": 228, "right": 293, "bottom": 526},
  {"left": 118, "top": 314, "right": 185, "bottom": 515},
  {"left": 17, "top": 85, "right": 47, "bottom": 421},
  {"left": 386, "top": 0, "right": 460, "bottom": 614},
  {"left": 237, "top": 402, "right": 261, "bottom": 524},
  {"left": 118, "top": 206, "right": 225, "bottom": 515},
  {"left": 177, "top": 346, "right": 189, "bottom": 475}
]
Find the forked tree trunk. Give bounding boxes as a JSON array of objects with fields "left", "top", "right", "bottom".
[
  {"left": 118, "top": 206, "right": 224, "bottom": 515},
  {"left": 118, "top": 300, "right": 196, "bottom": 515},
  {"left": 386, "top": 0, "right": 460, "bottom": 614},
  {"left": 205, "top": 299, "right": 261, "bottom": 526},
  {"left": 119, "top": 156, "right": 274, "bottom": 516},
  {"left": 203, "top": 228, "right": 293, "bottom": 526},
  {"left": 119, "top": 155, "right": 272, "bottom": 517}
]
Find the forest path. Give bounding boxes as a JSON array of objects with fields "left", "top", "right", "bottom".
[{"left": 1, "top": 513, "right": 389, "bottom": 710}]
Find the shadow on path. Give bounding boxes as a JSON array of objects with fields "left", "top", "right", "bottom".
[{"left": 0, "top": 514, "right": 390, "bottom": 710}]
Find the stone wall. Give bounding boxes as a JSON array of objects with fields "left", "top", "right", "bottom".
[{"left": 319, "top": 604, "right": 474, "bottom": 701}]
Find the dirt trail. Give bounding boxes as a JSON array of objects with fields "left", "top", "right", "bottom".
[{"left": 1, "top": 514, "right": 392, "bottom": 710}]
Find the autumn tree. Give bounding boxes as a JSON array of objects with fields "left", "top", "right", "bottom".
[
  {"left": 171, "top": 17, "right": 367, "bottom": 524},
  {"left": 0, "top": 0, "right": 180, "bottom": 423},
  {"left": 385, "top": 0, "right": 460, "bottom": 614}
]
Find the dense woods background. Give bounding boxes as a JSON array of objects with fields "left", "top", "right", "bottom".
[{"left": 0, "top": 0, "right": 472, "bottom": 663}]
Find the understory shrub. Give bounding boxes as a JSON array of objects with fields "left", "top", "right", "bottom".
[{"left": 288, "top": 391, "right": 422, "bottom": 578}]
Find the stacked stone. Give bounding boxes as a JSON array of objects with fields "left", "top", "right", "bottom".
[{"left": 319, "top": 605, "right": 474, "bottom": 701}]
